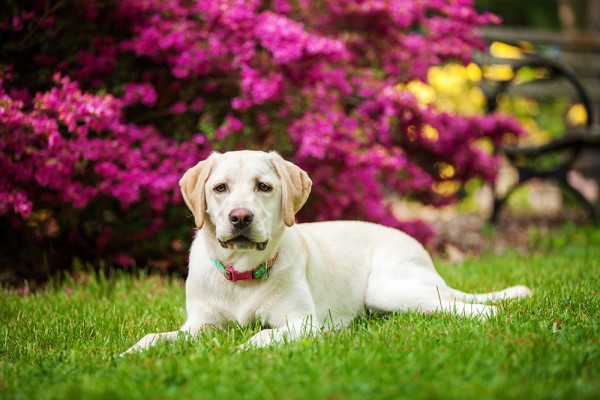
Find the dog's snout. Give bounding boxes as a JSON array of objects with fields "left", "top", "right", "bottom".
[{"left": 228, "top": 208, "right": 254, "bottom": 229}]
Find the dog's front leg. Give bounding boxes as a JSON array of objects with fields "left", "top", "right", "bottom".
[
  {"left": 121, "top": 331, "right": 183, "bottom": 355},
  {"left": 121, "top": 322, "right": 207, "bottom": 356},
  {"left": 240, "top": 316, "right": 319, "bottom": 349}
]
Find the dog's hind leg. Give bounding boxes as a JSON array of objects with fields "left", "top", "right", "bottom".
[
  {"left": 448, "top": 285, "right": 532, "bottom": 303},
  {"left": 365, "top": 277, "right": 497, "bottom": 319}
]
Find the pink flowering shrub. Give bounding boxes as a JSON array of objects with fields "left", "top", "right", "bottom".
[{"left": 0, "top": 0, "right": 523, "bottom": 282}]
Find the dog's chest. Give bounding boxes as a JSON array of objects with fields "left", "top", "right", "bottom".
[{"left": 201, "top": 278, "right": 271, "bottom": 326}]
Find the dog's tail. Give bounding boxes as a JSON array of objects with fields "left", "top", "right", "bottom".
[{"left": 448, "top": 285, "right": 532, "bottom": 303}]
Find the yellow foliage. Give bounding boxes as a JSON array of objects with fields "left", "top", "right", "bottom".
[
  {"left": 566, "top": 103, "right": 588, "bottom": 126},
  {"left": 422, "top": 124, "right": 439, "bottom": 142},
  {"left": 436, "top": 162, "right": 455, "bottom": 179},
  {"left": 466, "top": 63, "right": 482, "bottom": 82},
  {"left": 397, "top": 50, "right": 561, "bottom": 153},
  {"left": 26, "top": 209, "right": 51, "bottom": 228},
  {"left": 473, "top": 138, "right": 494, "bottom": 154},
  {"left": 483, "top": 64, "right": 514, "bottom": 81},
  {"left": 412, "top": 63, "right": 486, "bottom": 116},
  {"left": 402, "top": 80, "right": 436, "bottom": 107},
  {"left": 490, "top": 41, "right": 523, "bottom": 59},
  {"left": 468, "top": 87, "right": 485, "bottom": 105},
  {"left": 432, "top": 180, "right": 461, "bottom": 196},
  {"left": 520, "top": 117, "right": 549, "bottom": 146},
  {"left": 514, "top": 97, "right": 540, "bottom": 114}
]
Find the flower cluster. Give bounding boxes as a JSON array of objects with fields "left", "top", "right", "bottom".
[
  {"left": 0, "top": 73, "right": 205, "bottom": 217},
  {"left": 0, "top": 0, "right": 523, "bottom": 274}
]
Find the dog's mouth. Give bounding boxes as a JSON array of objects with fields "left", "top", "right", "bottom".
[{"left": 218, "top": 236, "right": 269, "bottom": 251}]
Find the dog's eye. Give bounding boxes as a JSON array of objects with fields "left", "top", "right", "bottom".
[
  {"left": 213, "top": 184, "right": 227, "bottom": 193},
  {"left": 257, "top": 182, "right": 272, "bottom": 192}
]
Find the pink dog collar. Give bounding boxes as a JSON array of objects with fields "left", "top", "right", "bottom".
[{"left": 211, "top": 253, "right": 278, "bottom": 282}]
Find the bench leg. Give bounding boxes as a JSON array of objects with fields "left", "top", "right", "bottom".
[{"left": 490, "top": 175, "right": 598, "bottom": 225}]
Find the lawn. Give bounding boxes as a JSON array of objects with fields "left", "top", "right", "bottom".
[{"left": 1, "top": 226, "right": 599, "bottom": 400}]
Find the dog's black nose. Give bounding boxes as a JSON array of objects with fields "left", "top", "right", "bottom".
[{"left": 228, "top": 208, "right": 254, "bottom": 229}]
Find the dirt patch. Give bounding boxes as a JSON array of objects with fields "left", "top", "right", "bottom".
[{"left": 430, "top": 209, "right": 592, "bottom": 262}]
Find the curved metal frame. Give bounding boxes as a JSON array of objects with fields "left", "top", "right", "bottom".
[{"left": 487, "top": 54, "right": 597, "bottom": 223}]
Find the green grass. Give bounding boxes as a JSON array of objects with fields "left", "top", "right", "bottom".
[{"left": 1, "top": 227, "right": 599, "bottom": 400}]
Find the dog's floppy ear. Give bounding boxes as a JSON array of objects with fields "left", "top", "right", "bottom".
[
  {"left": 270, "top": 152, "right": 312, "bottom": 227},
  {"left": 179, "top": 153, "right": 217, "bottom": 229}
]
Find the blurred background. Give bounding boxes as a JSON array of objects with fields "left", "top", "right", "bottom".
[
  {"left": 394, "top": 0, "right": 600, "bottom": 259},
  {"left": 1, "top": 0, "right": 598, "bottom": 286}
]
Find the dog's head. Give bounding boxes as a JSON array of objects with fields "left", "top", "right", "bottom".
[{"left": 179, "top": 151, "right": 312, "bottom": 252}]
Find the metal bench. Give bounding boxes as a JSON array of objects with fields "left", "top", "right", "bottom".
[{"left": 477, "top": 28, "right": 600, "bottom": 223}]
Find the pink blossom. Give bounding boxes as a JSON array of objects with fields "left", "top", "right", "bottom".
[
  {"left": 170, "top": 101, "right": 186, "bottom": 114},
  {"left": 189, "top": 98, "right": 204, "bottom": 112},
  {"left": 0, "top": 0, "right": 523, "bottom": 259},
  {"left": 121, "top": 82, "right": 158, "bottom": 106}
]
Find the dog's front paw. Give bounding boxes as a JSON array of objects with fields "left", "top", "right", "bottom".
[
  {"left": 120, "top": 333, "right": 161, "bottom": 356},
  {"left": 239, "top": 329, "right": 278, "bottom": 350}
]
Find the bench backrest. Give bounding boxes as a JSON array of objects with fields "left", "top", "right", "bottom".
[{"left": 475, "top": 26, "right": 600, "bottom": 125}]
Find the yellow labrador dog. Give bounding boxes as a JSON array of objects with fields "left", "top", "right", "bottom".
[{"left": 123, "top": 150, "right": 531, "bottom": 353}]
